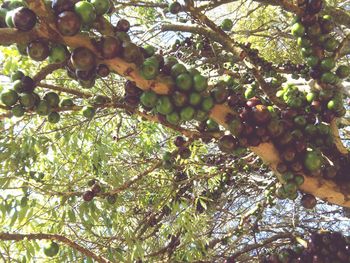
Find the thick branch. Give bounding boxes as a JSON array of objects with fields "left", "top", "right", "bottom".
[{"left": 0, "top": 232, "right": 110, "bottom": 263}]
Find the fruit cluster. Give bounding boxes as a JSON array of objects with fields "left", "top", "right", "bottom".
[
  {"left": 82, "top": 179, "right": 117, "bottom": 204},
  {"left": 261, "top": 231, "right": 350, "bottom": 263}
]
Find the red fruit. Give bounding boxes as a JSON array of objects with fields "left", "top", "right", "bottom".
[{"left": 13, "top": 7, "right": 37, "bottom": 31}]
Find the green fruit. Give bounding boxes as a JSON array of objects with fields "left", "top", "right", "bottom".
[
  {"left": 304, "top": 150, "right": 322, "bottom": 172},
  {"left": 276, "top": 90, "right": 284, "bottom": 98},
  {"left": 297, "top": 37, "right": 311, "bottom": 48},
  {"left": 49, "top": 44, "right": 68, "bottom": 64},
  {"left": 206, "top": 119, "right": 219, "bottom": 131},
  {"left": 283, "top": 182, "right": 297, "bottom": 195},
  {"left": 180, "top": 106, "right": 195, "bottom": 121},
  {"left": 282, "top": 172, "right": 294, "bottom": 182},
  {"left": 5, "top": 10, "right": 15, "bottom": 27},
  {"left": 291, "top": 22, "right": 305, "bottom": 37},
  {"left": 156, "top": 96, "right": 173, "bottom": 115},
  {"left": 11, "top": 104, "right": 25, "bottom": 117},
  {"left": 44, "top": 92, "right": 59, "bottom": 107},
  {"left": 195, "top": 110, "right": 208, "bottom": 122},
  {"left": 188, "top": 68, "right": 200, "bottom": 76},
  {"left": 305, "top": 56, "right": 319, "bottom": 67},
  {"left": 19, "top": 93, "right": 35, "bottom": 108},
  {"left": 47, "top": 111, "right": 60, "bottom": 123},
  {"left": 166, "top": 112, "right": 180, "bottom": 125},
  {"left": 201, "top": 96, "right": 214, "bottom": 112},
  {"left": 82, "top": 106, "right": 95, "bottom": 119},
  {"left": 140, "top": 59, "right": 159, "bottom": 80},
  {"left": 244, "top": 87, "right": 254, "bottom": 99},
  {"left": 6, "top": 0, "right": 24, "bottom": 10},
  {"left": 36, "top": 100, "right": 50, "bottom": 116},
  {"left": 189, "top": 92, "right": 201, "bottom": 106},
  {"left": 221, "top": 18, "right": 233, "bottom": 31},
  {"left": 306, "top": 92, "right": 316, "bottom": 103},
  {"left": 140, "top": 90, "right": 158, "bottom": 108},
  {"left": 228, "top": 119, "right": 242, "bottom": 137},
  {"left": 176, "top": 73, "right": 192, "bottom": 91},
  {"left": 294, "top": 115, "right": 307, "bottom": 127},
  {"left": 143, "top": 45, "right": 156, "bottom": 57},
  {"left": 11, "top": 70, "right": 24, "bottom": 82},
  {"left": 1, "top": 89, "right": 18, "bottom": 106},
  {"left": 320, "top": 57, "right": 335, "bottom": 71},
  {"left": 74, "top": 1, "right": 96, "bottom": 25},
  {"left": 319, "top": 89, "right": 333, "bottom": 101},
  {"left": 336, "top": 65, "right": 350, "bottom": 79},
  {"left": 323, "top": 37, "right": 339, "bottom": 52},
  {"left": 91, "top": 0, "right": 110, "bottom": 16},
  {"left": 172, "top": 91, "right": 187, "bottom": 107},
  {"left": 12, "top": 79, "right": 24, "bottom": 93},
  {"left": 43, "top": 242, "right": 59, "bottom": 257},
  {"left": 60, "top": 98, "right": 74, "bottom": 107},
  {"left": 193, "top": 74, "right": 207, "bottom": 92},
  {"left": 327, "top": 99, "right": 341, "bottom": 111},
  {"left": 294, "top": 175, "right": 304, "bottom": 186},
  {"left": 320, "top": 72, "right": 336, "bottom": 84},
  {"left": 171, "top": 63, "right": 187, "bottom": 78}
]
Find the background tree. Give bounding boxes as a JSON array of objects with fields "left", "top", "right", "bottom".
[{"left": 0, "top": 0, "right": 349, "bottom": 262}]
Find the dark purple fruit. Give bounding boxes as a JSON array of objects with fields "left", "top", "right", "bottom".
[
  {"left": 52, "top": 0, "right": 78, "bottom": 14},
  {"left": 252, "top": 105, "right": 271, "bottom": 125},
  {"left": 71, "top": 47, "right": 96, "bottom": 71},
  {"left": 218, "top": 135, "right": 237, "bottom": 153},
  {"left": 306, "top": 0, "right": 323, "bottom": 15},
  {"left": 277, "top": 163, "right": 288, "bottom": 173},
  {"left": 301, "top": 13, "right": 317, "bottom": 26},
  {"left": 179, "top": 147, "right": 191, "bottom": 159},
  {"left": 99, "top": 36, "right": 122, "bottom": 59},
  {"left": 21, "top": 76, "right": 35, "bottom": 93},
  {"left": 116, "top": 18, "right": 130, "bottom": 32},
  {"left": 13, "top": 7, "right": 36, "bottom": 31},
  {"left": 56, "top": 11, "right": 81, "bottom": 36},
  {"left": 246, "top": 97, "right": 261, "bottom": 108},
  {"left": 96, "top": 64, "right": 110, "bottom": 77},
  {"left": 91, "top": 183, "right": 101, "bottom": 194},
  {"left": 301, "top": 194, "right": 317, "bottom": 209},
  {"left": 82, "top": 190, "right": 95, "bottom": 201},
  {"left": 124, "top": 81, "right": 142, "bottom": 96},
  {"left": 76, "top": 68, "right": 96, "bottom": 81},
  {"left": 27, "top": 40, "right": 50, "bottom": 61},
  {"left": 174, "top": 136, "right": 186, "bottom": 147}
]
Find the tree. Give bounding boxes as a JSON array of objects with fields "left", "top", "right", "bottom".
[{"left": 0, "top": 0, "right": 349, "bottom": 262}]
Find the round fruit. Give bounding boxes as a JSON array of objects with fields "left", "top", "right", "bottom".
[
  {"left": 11, "top": 70, "right": 24, "bottom": 82},
  {"left": 171, "top": 63, "right": 187, "bottom": 78},
  {"left": 36, "top": 100, "right": 51, "bottom": 116},
  {"left": 323, "top": 37, "right": 339, "bottom": 52},
  {"left": 49, "top": 44, "right": 68, "bottom": 64},
  {"left": 301, "top": 194, "right": 317, "bottom": 209},
  {"left": 297, "top": 37, "right": 311, "bottom": 48},
  {"left": 106, "top": 195, "right": 116, "bottom": 204},
  {"left": 195, "top": 110, "right": 208, "bottom": 122},
  {"left": 218, "top": 135, "right": 237, "bottom": 153},
  {"left": 71, "top": 47, "right": 96, "bottom": 71},
  {"left": 91, "top": 0, "right": 110, "bottom": 16},
  {"left": 44, "top": 92, "right": 59, "bottom": 107},
  {"left": 60, "top": 98, "right": 74, "bottom": 107},
  {"left": 201, "top": 96, "right": 214, "bottom": 112},
  {"left": 180, "top": 106, "right": 195, "bottom": 121},
  {"left": 19, "top": 93, "right": 35, "bottom": 108},
  {"left": 166, "top": 112, "right": 180, "bottom": 125},
  {"left": 21, "top": 76, "right": 35, "bottom": 93},
  {"left": 96, "top": 64, "right": 110, "bottom": 77},
  {"left": 27, "top": 40, "right": 50, "bottom": 61},
  {"left": 193, "top": 74, "right": 207, "bottom": 92},
  {"left": 116, "top": 19, "right": 130, "bottom": 32},
  {"left": 320, "top": 72, "right": 336, "bottom": 84},
  {"left": 1, "top": 89, "right": 18, "bottom": 106},
  {"left": 140, "top": 90, "right": 158, "bottom": 108},
  {"left": 336, "top": 65, "right": 350, "bottom": 79},
  {"left": 291, "top": 22, "right": 305, "bottom": 37},
  {"left": 221, "top": 18, "right": 233, "bottom": 31},
  {"left": 82, "top": 190, "right": 94, "bottom": 201},
  {"left": 12, "top": 7, "right": 36, "bottom": 31},
  {"left": 99, "top": 36, "right": 122, "bottom": 59},
  {"left": 12, "top": 104, "right": 25, "bottom": 117},
  {"left": 320, "top": 57, "right": 335, "bottom": 71},
  {"left": 56, "top": 11, "right": 81, "bottom": 36},
  {"left": 142, "top": 45, "right": 155, "bottom": 57},
  {"left": 43, "top": 242, "right": 59, "bottom": 257},
  {"left": 140, "top": 59, "right": 159, "bottom": 80},
  {"left": 305, "top": 56, "right": 319, "bottom": 67},
  {"left": 52, "top": 0, "right": 77, "bottom": 14},
  {"left": 189, "top": 92, "right": 202, "bottom": 106},
  {"left": 169, "top": 2, "right": 181, "bottom": 15},
  {"left": 122, "top": 42, "right": 141, "bottom": 63},
  {"left": 304, "top": 150, "right": 322, "bottom": 172},
  {"left": 156, "top": 96, "right": 174, "bottom": 115},
  {"left": 74, "top": 1, "right": 96, "bottom": 25},
  {"left": 47, "top": 112, "right": 60, "bottom": 123},
  {"left": 82, "top": 106, "right": 95, "bottom": 119},
  {"left": 178, "top": 147, "right": 191, "bottom": 159},
  {"left": 176, "top": 73, "right": 193, "bottom": 91}
]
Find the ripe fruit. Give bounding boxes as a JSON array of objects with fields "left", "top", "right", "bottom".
[
  {"left": 96, "top": 64, "right": 110, "bottom": 77},
  {"left": 301, "top": 194, "right": 317, "bottom": 209},
  {"left": 27, "top": 40, "right": 50, "bottom": 61},
  {"left": 43, "top": 242, "right": 59, "bottom": 257},
  {"left": 44, "top": 92, "right": 60, "bottom": 107},
  {"left": 106, "top": 195, "right": 116, "bottom": 204},
  {"left": 304, "top": 150, "right": 322, "bottom": 172},
  {"left": 49, "top": 44, "right": 68, "bottom": 64},
  {"left": 176, "top": 73, "right": 193, "bottom": 91},
  {"left": 306, "top": 0, "right": 323, "bottom": 14},
  {"left": 99, "top": 36, "right": 122, "bottom": 59},
  {"left": 56, "top": 11, "right": 81, "bottom": 36},
  {"left": 82, "top": 190, "right": 95, "bottom": 201},
  {"left": 122, "top": 42, "right": 142, "bottom": 63},
  {"left": 221, "top": 18, "right": 233, "bottom": 31},
  {"left": 36, "top": 100, "right": 51, "bottom": 116},
  {"left": 74, "top": 1, "right": 96, "bottom": 25},
  {"left": 180, "top": 106, "right": 195, "bottom": 121},
  {"left": 47, "top": 112, "right": 60, "bottom": 123},
  {"left": 336, "top": 65, "right": 350, "bottom": 79},
  {"left": 82, "top": 106, "right": 95, "bottom": 119},
  {"left": 193, "top": 74, "right": 207, "bottom": 92},
  {"left": 218, "top": 135, "right": 237, "bottom": 153},
  {"left": 52, "top": 0, "right": 77, "bottom": 14},
  {"left": 156, "top": 96, "right": 174, "bottom": 115},
  {"left": 291, "top": 22, "right": 305, "bottom": 37},
  {"left": 169, "top": 2, "right": 181, "bottom": 15},
  {"left": 116, "top": 19, "right": 130, "bottom": 32},
  {"left": 1, "top": 89, "right": 18, "bottom": 106},
  {"left": 71, "top": 47, "right": 96, "bottom": 71},
  {"left": 91, "top": 0, "right": 110, "bottom": 16},
  {"left": 140, "top": 90, "right": 157, "bottom": 108},
  {"left": 12, "top": 7, "right": 36, "bottom": 31},
  {"left": 178, "top": 147, "right": 191, "bottom": 159}
]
